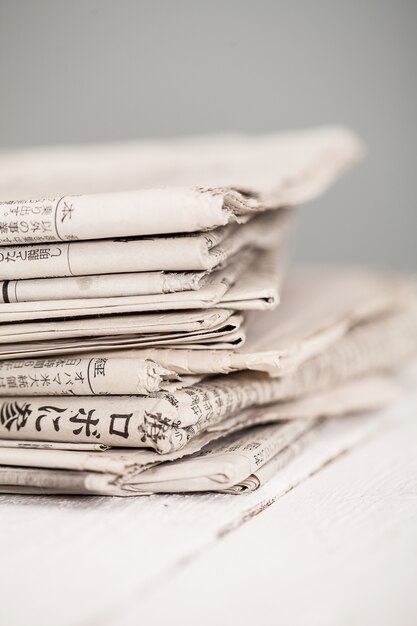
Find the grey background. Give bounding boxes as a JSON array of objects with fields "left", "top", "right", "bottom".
[{"left": 0, "top": 0, "right": 416, "bottom": 269}]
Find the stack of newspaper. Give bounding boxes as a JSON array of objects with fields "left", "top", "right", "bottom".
[{"left": 0, "top": 127, "right": 416, "bottom": 495}]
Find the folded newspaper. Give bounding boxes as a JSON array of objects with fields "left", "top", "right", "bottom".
[
  {"left": 0, "top": 126, "right": 415, "bottom": 496},
  {"left": 0, "top": 126, "right": 360, "bottom": 242}
]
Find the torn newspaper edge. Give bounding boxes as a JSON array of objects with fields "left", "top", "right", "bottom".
[
  {"left": 0, "top": 356, "right": 180, "bottom": 396},
  {"left": 0, "top": 126, "right": 361, "bottom": 244}
]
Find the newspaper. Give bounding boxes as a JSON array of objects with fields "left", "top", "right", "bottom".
[
  {"left": 0, "top": 421, "right": 314, "bottom": 488},
  {"left": 0, "top": 247, "right": 279, "bottom": 322},
  {"left": 0, "top": 266, "right": 408, "bottom": 364},
  {"left": 220, "top": 405, "right": 384, "bottom": 495},
  {"left": 0, "top": 356, "right": 180, "bottom": 396},
  {"left": 0, "top": 373, "right": 396, "bottom": 495},
  {"left": 221, "top": 424, "right": 321, "bottom": 494},
  {"left": 0, "top": 266, "right": 408, "bottom": 362},
  {"left": 1, "top": 269, "right": 413, "bottom": 365},
  {"left": 0, "top": 308, "right": 238, "bottom": 345},
  {"left": 0, "top": 294, "right": 412, "bottom": 452},
  {"left": 0, "top": 209, "right": 286, "bottom": 280},
  {"left": 215, "top": 248, "right": 284, "bottom": 310},
  {"left": 0, "top": 320, "right": 246, "bottom": 360},
  {"left": 0, "top": 269, "right": 211, "bottom": 304},
  {"left": 0, "top": 127, "right": 361, "bottom": 244},
  {"left": 2, "top": 288, "right": 415, "bottom": 397},
  {"left": 119, "top": 376, "right": 392, "bottom": 494},
  {"left": 101, "top": 268, "right": 416, "bottom": 376}
]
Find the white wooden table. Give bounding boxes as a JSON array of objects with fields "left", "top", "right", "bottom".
[{"left": 1, "top": 368, "right": 416, "bottom": 626}]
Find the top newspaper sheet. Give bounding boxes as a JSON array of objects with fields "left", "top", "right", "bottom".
[{"left": 0, "top": 126, "right": 361, "bottom": 244}]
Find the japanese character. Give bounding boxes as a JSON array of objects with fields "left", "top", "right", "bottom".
[
  {"left": 93, "top": 358, "right": 107, "bottom": 377},
  {"left": 138, "top": 411, "right": 179, "bottom": 443},
  {"left": 69, "top": 408, "right": 100, "bottom": 438},
  {"left": 60, "top": 201, "right": 74, "bottom": 222},
  {"left": 109, "top": 413, "right": 132, "bottom": 439},
  {"left": 17, "top": 375, "right": 29, "bottom": 388},
  {"left": 37, "top": 405, "right": 67, "bottom": 432},
  {"left": 74, "top": 371, "right": 85, "bottom": 384},
  {"left": 0, "top": 401, "right": 32, "bottom": 431},
  {"left": 40, "top": 374, "right": 51, "bottom": 387}
]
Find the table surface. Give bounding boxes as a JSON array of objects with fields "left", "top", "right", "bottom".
[{"left": 1, "top": 367, "right": 416, "bottom": 626}]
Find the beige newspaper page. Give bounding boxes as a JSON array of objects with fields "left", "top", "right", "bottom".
[
  {"left": 120, "top": 376, "right": 394, "bottom": 494},
  {"left": 0, "top": 317, "right": 245, "bottom": 359},
  {"left": 114, "top": 268, "right": 416, "bottom": 375},
  {"left": 2, "top": 269, "right": 413, "bottom": 363},
  {"left": 0, "top": 356, "right": 178, "bottom": 396},
  {"left": 0, "top": 209, "right": 285, "bottom": 280},
  {"left": 222, "top": 425, "right": 321, "bottom": 494},
  {"left": 3, "top": 274, "right": 413, "bottom": 397},
  {"left": 0, "top": 127, "right": 361, "bottom": 244},
  {"left": 215, "top": 248, "right": 284, "bottom": 311},
  {"left": 0, "top": 374, "right": 396, "bottom": 496},
  {"left": 0, "top": 248, "right": 257, "bottom": 322},
  {"left": 0, "top": 248, "right": 283, "bottom": 335},
  {"left": 0, "top": 417, "right": 234, "bottom": 474},
  {"left": 0, "top": 269, "right": 210, "bottom": 303},
  {"left": 0, "top": 308, "right": 236, "bottom": 345},
  {"left": 0, "top": 297, "right": 413, "bottom": 453}
]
